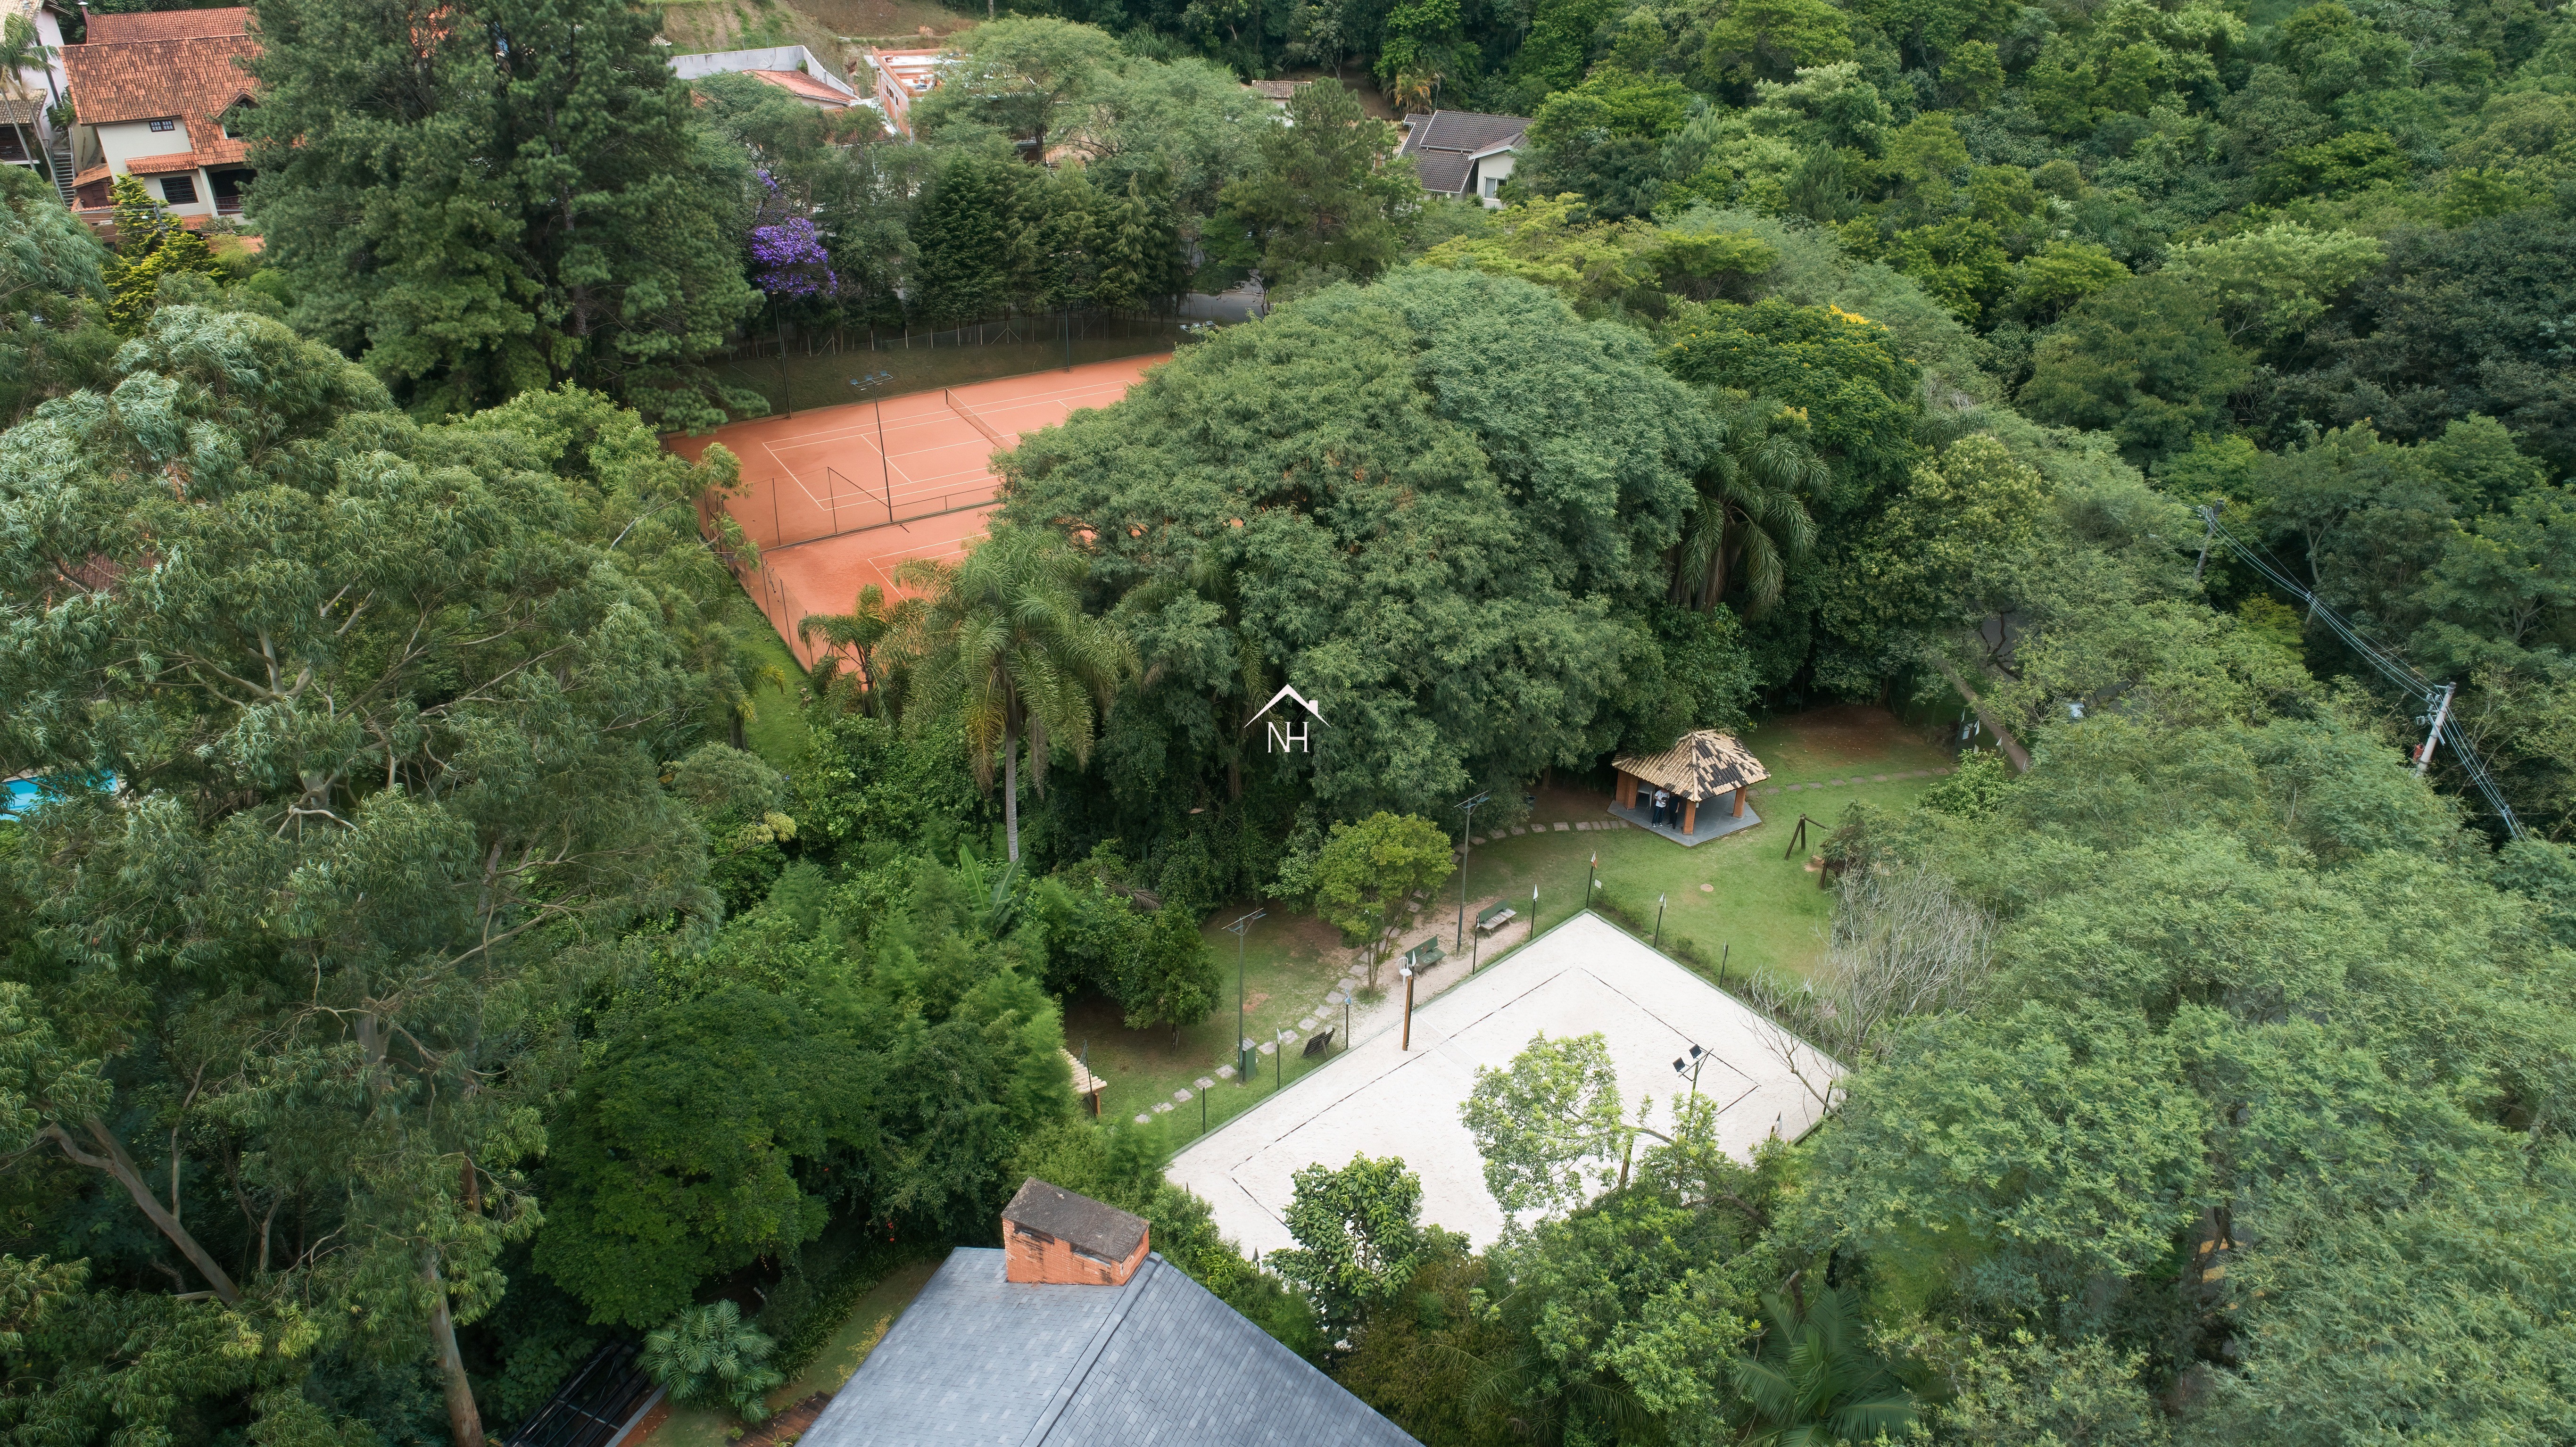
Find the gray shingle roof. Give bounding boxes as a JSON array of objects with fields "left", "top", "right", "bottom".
[
  {"left": 1397, "top": 110, "right": 1531, "bottom": 161},
  {"left": 1412, "top": 151, "right": 1474, "bottom": 195},
  {"left": 802, "top": 1249, "right": 1419, "bottom": 1447},
  {"left": 1003, "top": 1177, "right": 1148, "bottom": 1264}
]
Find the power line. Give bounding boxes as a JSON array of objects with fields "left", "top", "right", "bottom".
[{"left": 2198, "top": 506, "right": 2525, "bottom": 841}]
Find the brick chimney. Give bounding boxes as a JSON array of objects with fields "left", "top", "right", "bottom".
[{"left": 1002, "top": 1178, "right": 1150, "bottom": 1286}]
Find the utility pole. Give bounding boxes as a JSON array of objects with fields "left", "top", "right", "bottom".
[
  {"left": 2194, "top": 503, "right": 2224, "bottom": 581},
  {"left": 2416, "top": 683, "right": 2456, "bottom": 777},
  {"left": 1455, "top": 791, "right": 1489, "bottom": 949},
  {"left": 772, "top": 292, "right": 793, "bottom": 417},
  {"left": 1228, "top": 910, "right": 1264, "bottom": 1081},
  {"left": 1400, "top": 967, "right": 1416, "bottom": 1050}
]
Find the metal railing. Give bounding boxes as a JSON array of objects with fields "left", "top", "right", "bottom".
[{"left": 500, "top": 1341, "right": 657, "bottom": 1447}]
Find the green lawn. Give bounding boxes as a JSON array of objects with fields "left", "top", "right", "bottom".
[
  {"left": 718, "top": 325, "right": 1183, "bottom": 417},
  {"left": 1064, "top": 904, "right": 1361, "bottom": 1143},
  {"left": 702, "top": 598, "right": 814, "bottom": 770},
  {"left": 637, "top": 1259, "right": 940, "bottom": 1447},
  {"left": 1075, "top": 706, "right": 1953, "bottom": 1148}
]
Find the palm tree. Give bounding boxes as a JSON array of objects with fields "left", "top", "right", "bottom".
[
  {"left": 1730, "top": 1285, "right": 1917, "bottom": 1445},
  {"left": 641, "top": 1300, "right": 785, "bottom": 1422},
  {"left": 891, "top": 528, "right": 1134, "bottom": 863},
  {"left": 799, "top": 581, "right": 914, "bottom": 715},
  {"left": 0, "top": 15, "right": 55, "bottom": 183},
  {"left": 1675, "top": 423, "right": 1826, "bottom": 617}
]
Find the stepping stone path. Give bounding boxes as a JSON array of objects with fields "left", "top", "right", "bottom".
[
  {"left": 1215, "top": 1065, "right": 1236, "bottom": 1080},
  {"left": 1299, "top": 1017, "right": 1318, "bottom": 1031},
  {"left": 1153, "top": 1101, "right": 1173, "bottom": 1114},
  {"left": 1700, "top": 883, "right": 1714, "bottom": 892},
  {"left": 1174, "top": 1089, "right": 1193, "bottom": 1102},
  {"left": 1135, "top": 1114, "right": 1153, "bottom": 1124},
  {"left": 1196, "top": 1077, "right": 1217, "bottom": 1090},
  {"left": 1553, "top": 822, "right": 1571, "bottom": 831},
  {"left": 1259, "top": 1041, "right": 1278, "bottom": 1055}
]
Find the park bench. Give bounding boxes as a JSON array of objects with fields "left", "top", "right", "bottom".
[
  {"left": 1402, "top": 936, "right": 1448, "bottom": 972},
  {"left": 1475, "top": 901, "right": 1515, "bottom": 934}
]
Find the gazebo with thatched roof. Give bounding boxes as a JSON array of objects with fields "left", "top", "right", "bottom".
[{"left": 1612, "top": 730, "right": 1770, "bottom": 840}]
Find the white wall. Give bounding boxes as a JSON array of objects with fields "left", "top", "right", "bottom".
[
  {"left": 91, "top": 117, "right": 214, "bottom": 215},
  {"left": 666, "top": 45, "right": 858, "bottom": 98}
]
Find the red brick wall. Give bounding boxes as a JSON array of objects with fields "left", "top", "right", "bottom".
[{"left": 1003, "top": 1220, "right": 1150, "bottom": 1286}]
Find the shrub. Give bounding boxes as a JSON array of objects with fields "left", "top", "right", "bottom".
[{"left": 642, "top": 1301, "right": 786, "bottom": 1422}]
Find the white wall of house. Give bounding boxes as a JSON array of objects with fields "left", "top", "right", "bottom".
[
  {"left": 1467, "top": 151, "right": 1516, "bottom": 208},
  {"left": 2, "top": 0, "right": 67, "bottom": 109},
  {"left": 89, "top": 116, "right": 217, "bottom": 215}
]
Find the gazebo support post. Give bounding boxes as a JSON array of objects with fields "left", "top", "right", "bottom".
[
  {"left": 1682, "top": 797, "right": 1698, "bottom": 835},
  {"left": 1731, "top": 785, "right": 1745, "bottom": 818}
]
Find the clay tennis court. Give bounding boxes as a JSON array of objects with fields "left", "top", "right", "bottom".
[{"left": 670, "top": 356, "right": 1163, "bottom": 666}]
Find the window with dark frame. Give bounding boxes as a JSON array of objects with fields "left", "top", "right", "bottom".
[
  {"left": 148, "top": 118, "right": 176, "bottom": 132},
  {"left": 161, "top": 175, "right": 197, "bottom": 205}
]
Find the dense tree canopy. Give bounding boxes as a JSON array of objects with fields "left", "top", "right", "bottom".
[
  {"left": 1005, "top": 266, "right": 1724, "bottom": 823},
  {"left": 246, "top": 0, "right": 762, "bottom": 428},
  {"left": 8, "top": 0, "right": 2576, "bottom": 1441}
]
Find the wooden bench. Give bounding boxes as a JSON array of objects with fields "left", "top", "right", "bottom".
[
  {"left": 1402, "top": 936, "right": 1448, "bottom": 972},
  {"left": 1476, "top": 901, "right": 1516, "bottom": 934}
]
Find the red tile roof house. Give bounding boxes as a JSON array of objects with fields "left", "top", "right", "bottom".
[{"left": 62, "top": 5, "right": 257, "bottom": 223}]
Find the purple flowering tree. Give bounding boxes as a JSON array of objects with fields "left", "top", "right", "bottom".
[{"left": 749, "top": 169, "right": 840, "bottom": 300}]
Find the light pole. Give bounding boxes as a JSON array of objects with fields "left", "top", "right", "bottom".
[
  {"left": 847, "top": 371, "right": 895, "bottom": 524},
  {"left": 1455, "top": 790, "right": 1490, "bottom": 949},
  {"left": 772, "top": 291, "right": 794, "bottom": 417},
  {"left": 1672, "top": 1043, "right": 1705, "bottom": 1101},
  {"left": 1653, "top": 893, "right": 1666, "bottom": 948},
  {"left": 1585, "top": 852, "right": 1597, "bottom": 915},
  {"left": 1227, "top": 909, "right": 1264, "bottom": 1082}
]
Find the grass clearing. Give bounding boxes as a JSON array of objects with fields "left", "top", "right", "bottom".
[
  {"left": 716, "top": 328, "right": 1179, "bottom": 417},
  {"left": 1075, "top": 706, "right": 1951, "bottom": 1153},
  {"left": 630, "top": 1257, "right": 939, "bottom": 1447},
  {"left": 701, "top": 598, "right": 815, "bottom": 770}
]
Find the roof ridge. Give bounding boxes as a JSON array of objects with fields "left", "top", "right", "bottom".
[{"left": 1019, "top": 1255, "right": 1163, "bottom": 1447}]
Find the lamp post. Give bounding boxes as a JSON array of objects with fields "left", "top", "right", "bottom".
[
  {"left": 1585, "top": 852, "right": 1598, "bottom": 914},
  {"left": 1455, "top": 790, "right": 1490, "bottom": 949},
  {"left": 847, "top": 370, "right": 895, "bottom": 525},
  {"left": 1672, "top": 1043, "right": 1705, "bottom": 1101},
  {"left": 1400, "top": 967, "right": 1416, "bottom": 1051},
  {"left": 1653, "top": 893, "right": 1666, "bottom": 949},
  {"left": 1227, "top": 909, "right": 1264, "bottom": 1081},
  {"left": 771, "top": 291, "right": 794, "bottom": 417}
]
